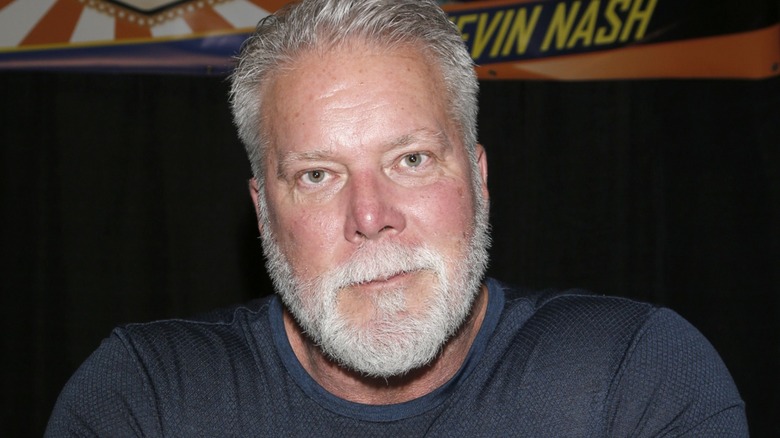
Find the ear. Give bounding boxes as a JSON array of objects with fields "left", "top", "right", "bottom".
[
  {"left": 475, "top": 143, "right": 489, "bottom": 199},
  {"left": 248, "top": 178, "right": 264, "bottom": 234}
]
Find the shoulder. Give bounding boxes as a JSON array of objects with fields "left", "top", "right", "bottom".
[
  {"left": 112, "top": 296, "right": 278, "bottom": 397},
  {"left": 496, "top": 281, "right": 657, "bottom": 344},
  {"left": 497, "top": 281, "right": 740, "bottom": 393},
  {"left": 46, "top": 297, "right": 278, "bottom": 436},
  {"left": 489, "top": 281, "right": 747, "bottom": 436},
  {"left": 101, "top": 298, "right": 274, "bottom": 377},
  {"left": 116, "top": 297, "right": 271, "bottom": 353},
  {"left": 495, "top": 285, "right": 664, "bottom": 383},
  {"left": 601, "top": 305, "right": 747, "bottom": 436}
]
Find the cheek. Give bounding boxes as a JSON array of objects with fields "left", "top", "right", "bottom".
[
  {"left": 274, "top": 207, "right": 344, "bottom": 269},
  {"left": 411, "top": 182, "right": 475, "bottom": 243}
]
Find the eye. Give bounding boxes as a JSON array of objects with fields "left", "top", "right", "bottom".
[
  {"left": 401, "top": 153, "right": 426, "bottom": 168},
  {"left": 301, "top": 169, "right": 328, "bottom": 184}
]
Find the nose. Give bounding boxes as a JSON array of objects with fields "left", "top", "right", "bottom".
[{"left": 344, "top": 172, "right": 406, "bottom": 243}]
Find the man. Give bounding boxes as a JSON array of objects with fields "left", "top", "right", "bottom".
[{"left": 47, "top": 0, "right": 747, "bottom": 435}]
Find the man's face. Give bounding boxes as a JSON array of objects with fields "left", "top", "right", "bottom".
[{"left": 254, "top": 44, "right": 489, "bottom": 377}]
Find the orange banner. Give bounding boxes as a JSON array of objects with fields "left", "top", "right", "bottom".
[{"left": 0, "top": 0, "right": 777, "bottom": 79}]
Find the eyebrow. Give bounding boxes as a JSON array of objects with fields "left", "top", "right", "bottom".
[{"left": 397, "top": 128, "right": 450, "bottom": 146}]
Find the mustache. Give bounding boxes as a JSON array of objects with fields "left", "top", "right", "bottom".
[{"left": 312, "top": 242, "right": 444, "bottom": 291}]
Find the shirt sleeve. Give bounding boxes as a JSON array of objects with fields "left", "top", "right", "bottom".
[
  {"left": 45, "top": 331, "right": 162, "bottom": 437},
  {"left": 604, "top": 308, "right": 748, "bottom": 437}
]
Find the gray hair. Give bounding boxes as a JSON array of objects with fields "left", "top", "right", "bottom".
[{"left": 229, "top": 0, "right": 479, "bottom": 186}]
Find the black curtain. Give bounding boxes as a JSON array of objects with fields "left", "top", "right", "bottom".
[{"left": 1, "top": 72, "right": 777, "bottom": 436}]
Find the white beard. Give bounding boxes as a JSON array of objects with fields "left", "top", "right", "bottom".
[{"left": 259, "top": 179, "right": 490, "bottom": 378}]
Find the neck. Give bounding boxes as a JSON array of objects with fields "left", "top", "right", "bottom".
[{"left": 283, "top": 284, "right": 489, "bottom": 405}]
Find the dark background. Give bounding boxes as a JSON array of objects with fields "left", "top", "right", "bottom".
[{"left": 1, "top": 72, "right": 777, "bottom": 436}]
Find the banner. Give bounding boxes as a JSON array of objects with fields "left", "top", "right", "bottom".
[
  {"left": 0, "top": 0, "right": 778, "bottom": 79},
  {"left": 447, "top": 0, "right": 779, "bottom": 79},
  {"left": 0, "top": 0, "right": 285, "bottom": 74}
]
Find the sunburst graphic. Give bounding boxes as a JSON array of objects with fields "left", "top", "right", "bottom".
[
  {"left": 83, "top": 0, "right": 236, "bottom": 28},
  {"left": 0, "top": 0, "right": 282, "bottom": 48}
]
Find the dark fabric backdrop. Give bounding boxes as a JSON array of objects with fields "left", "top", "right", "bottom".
[{"left": 1, "top": 72, "right": 777, "bottom": 436}]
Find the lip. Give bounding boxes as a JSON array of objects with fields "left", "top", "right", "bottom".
[{"left": 350, "top": 270, "right": 414, "bottom": 291}]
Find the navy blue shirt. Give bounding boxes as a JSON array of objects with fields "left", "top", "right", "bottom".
[{"left": 46, "top": 279, "right": 747, "bottom": 436}]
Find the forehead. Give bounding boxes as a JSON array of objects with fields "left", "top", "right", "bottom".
[
  {"left": 271, "top": 41, "right": 445, "bottom": 91},
  {"left": 260, "top": 43, "right": 453, "bottom": 150}
]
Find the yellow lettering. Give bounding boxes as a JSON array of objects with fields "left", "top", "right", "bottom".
[
  {"left": 490, "top": 10, "right": 515, "bottom": 57},
  {"left": 567, "top": 0, "right": 600, "bottom": 48},
  {"left": 501, "top": 6, "right": 543, "bottom": 56},
  {"left": 456, "top": 14, "right": 479, "bottom": 43},
  {"left": 595, "top": 0, "right": 629, "bottom": 44},
  {"left": 472, "top": 12, "right": 505, "bottom": 59},
  {"left": 542, "top": 1, "right": 582, "bottom": 51},
  {"left": 619, "top": 0, "right": 657, "bottom": 42}
]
